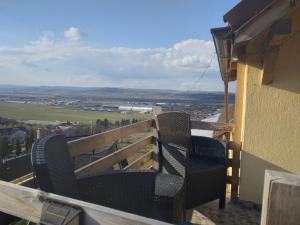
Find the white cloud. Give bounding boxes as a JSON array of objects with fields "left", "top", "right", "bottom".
[
  {"left": 0, "top": 34, "right": 226, "bottom": 91},
  {"left": 64, "top": 27, "right": 87, "bottom": 42}
]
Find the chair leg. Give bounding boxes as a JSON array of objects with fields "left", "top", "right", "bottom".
[
  {"left": 219, "top": 194, "right": 226, "bottom": 209},
  {"left": 182, "top": 209, "right": 186, "bottom": 223}
]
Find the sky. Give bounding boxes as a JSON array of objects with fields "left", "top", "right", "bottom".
[{"left": 0, "top": 0, "right": 239, "bottom": 91}]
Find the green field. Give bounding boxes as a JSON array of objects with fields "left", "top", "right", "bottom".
[{"left": 0, "top": 102, "right": 151, "bottom": 123}]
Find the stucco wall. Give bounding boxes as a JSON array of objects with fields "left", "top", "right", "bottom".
[
  {"left": 239, "top": 24, "right": 300, "bottom": 204},
  {"left": 233, "top": 62, "right": 247, "bottom": 144}
]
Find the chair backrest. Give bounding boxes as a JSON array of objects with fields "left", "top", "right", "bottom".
[
  {"left": 31, "top": 134, "right": 80, "bottom": 199},
  {"left": 156, "top": 112, "right": 191, "bottom": 177},
  {"left": 191, "top": 136, "right": 226, "bottom": 163},
  {"left": 156, "top": 112, "right": 191, "bottom": 149}
]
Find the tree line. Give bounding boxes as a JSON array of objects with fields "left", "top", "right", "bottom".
[
  {"left": 0, "top": 118, "right": 141, "bottom": 159},
  {"left": 0, "top": 129, "right": 35, "bottom": 159},
  {"left": 93, "top": 118, "right": 139, "bottom": 133}
]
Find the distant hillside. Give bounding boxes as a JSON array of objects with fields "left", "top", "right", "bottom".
[{"left": 0, "top": 85, "right": 235, "bottom": 104}]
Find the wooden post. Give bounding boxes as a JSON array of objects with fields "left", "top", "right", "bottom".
[
  {"left": 224, "top": 79, "right": 231, "bottom": 143},
  {"left": 226, "top": 141, "right": 241, "bottom": 202},
  {"left": 152, "top": 106, "right": 162, "bottom": 171},
  {"left": 261, "top": 170, "right": 300, "bottom": 225},
  {"left": 224, "top": 79, "right": 229, "bottom": 124},
  {"left": 153, "top": 106, "right": 163, "bottom": 116}
]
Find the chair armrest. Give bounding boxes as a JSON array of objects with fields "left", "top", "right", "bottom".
[
  {"left": 77, "top": 170, "right": 156, "bottom": 215},
  {"left": 157, "top": 139, "right": 187, "bottom": 177},
  {"left": 190, "top": 136, "right": 227, "bottom": 163}
]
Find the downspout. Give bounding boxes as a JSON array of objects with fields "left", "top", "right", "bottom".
[{"left": 224, "top": 78, "right": 229, "bottom": 124}]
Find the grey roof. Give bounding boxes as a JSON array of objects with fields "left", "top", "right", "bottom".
[{"left": 223, "top": 0, "right": 275, "bottom": 31}]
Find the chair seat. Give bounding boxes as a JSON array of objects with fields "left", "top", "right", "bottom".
[
  {"left": 186, "top": 156, "right": 226, "bottom": 209},
  {"left": 155, "top": 173, "right": 184, "bottom": 197},
  {"left": 189, "top": 157, "right": 225, "bottom": 174}
]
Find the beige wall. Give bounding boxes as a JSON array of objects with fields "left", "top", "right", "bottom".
[
  {"left": 237, "top": 9, "right": 300, "bottom": 204},
  {"left": 232, "top": 62, "right": 247, "bottom": 144}
]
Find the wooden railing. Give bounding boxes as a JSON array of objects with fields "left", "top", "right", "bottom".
[
  {"left": 0, "top": 180, "right": 171, "bottom": 225},
  {"left": 68, "top": 119, "right": 154, "bottom": 157},
  {"left": 75, "top": 135, "right": 155, "bottom": 176},
  {"left": 6, "top": 118, "right": 240, "bottom": 224},
  {"left": 11, "top": 118, "right": 240, "bottom": 196},
  {"left": 226, "top": 141, "right": 241, "bottom": 201},
  {"left": 11, "top": 119, "right": 156, "bottom": 184}
]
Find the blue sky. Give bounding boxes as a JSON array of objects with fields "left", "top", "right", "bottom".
[{"left": 0, "top": 0, "right": 239, "bottom": 91}]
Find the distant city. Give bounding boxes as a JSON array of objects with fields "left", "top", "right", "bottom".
[{"left": 0, "top": 85, "right": 234, "bottom": 162}]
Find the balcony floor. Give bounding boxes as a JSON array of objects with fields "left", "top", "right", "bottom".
[{"left": 187, "top": 198, "right": 261, "bottom": 225}]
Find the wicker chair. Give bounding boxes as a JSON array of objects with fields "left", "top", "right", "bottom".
[
  {"left": 31, "top": 134, "right": 184, "bottom": 223},
  {"left": 156, "top": 112, "right": 227, "bottom": 210}
]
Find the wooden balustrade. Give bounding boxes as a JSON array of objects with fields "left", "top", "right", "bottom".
[
  {"left": 123, "top": 151, "right": 154, "bottom": 170},
  {"left": 0, "top": 180, "right": 171, "bottom": 225},
  {"left": 3, "top": 118, "right": 242, "bottom": 225},
  {"left": 11, "top": 173, "right": 34, "bottom": 185},
  {"left": 191, "top": 120, "right": 234, "bottom": 132},
  {"left": 10, "top": 119, "right": 239, "bottom": 199},
  {"left": 75, "top": 135, "right": 155, "bottom": 176},
  {"left": 68, "top": 119, "right": 154, "bottom": 157},
  {"left": 226, "top": 141, "right": 241, "bottom": 201}
]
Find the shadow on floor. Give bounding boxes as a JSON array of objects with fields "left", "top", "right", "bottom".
[{"left": 186, "top": 199, "right": 261, "bottom": 225}]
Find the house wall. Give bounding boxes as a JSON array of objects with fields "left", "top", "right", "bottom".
[
  {"left": 232, "top": 62, "right": 247, "bottom": 144},
  {"left": 238, "top": 10, "right": 300, "bottom": 204}
]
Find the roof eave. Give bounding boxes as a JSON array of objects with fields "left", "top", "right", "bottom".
[
  {"left": 232, "top": 0, "right": 300, "bottom": 44},
  {"left": 211, "top": 27, "right": 236, "bottom": 82}
]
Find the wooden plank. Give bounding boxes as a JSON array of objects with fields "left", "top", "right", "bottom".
[
  {"left": 227, "top": 141, "right": 241, "bottom": 200},
  {"left": 151, "top": 150, "right": 159, "bottom": 170},
  {"left": 123, "top": 151, "right": 153, "bottom": 170},
  {"left": 226, "top": 141, "right": 241, "bottom": 152},
  {"left": 224, "top": 80, "right": 229, "bottom": 124},
  {"left": 91, "top": 141, "right": 118, "bottom": 159},
  {"left": 11, "top": 173, "right": 34, "bottom": 185},
  {"left": 213, "top": 131, "right": 229, "bottom": 140},
  {"left": 261, "top": 170, "right": 300, "bottom": 225},
  {"left": 75, "top": 136, "right": 153, "bottom": 176},
  {"left": 226, "top": 176, "right": 232, "bottom": 184},
  {"left": 226, "top": 176, "right": 239, "bottom": 185},
  {"left": 68, "top": 119, "right": 153, "bottom": 157},
  {"left": 191, "top": 120, "right": 234, "bottom": 132},
  {"left": 0, "top": 180, "right": 170, "bottom": 225},
  {"left": 227, "top": 158, "right": 233, "bottom": 167}
]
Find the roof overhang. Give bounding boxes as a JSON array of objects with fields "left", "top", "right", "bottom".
[
  {"left": 211, "top": 27, "right": 237, "bottom": 83},
  {"left": 233, "top": 0, "right": 300, "bottom": 44},
  {"left": 212, "top": 0, "right": 300, "bottom": 83},
  {"left": 223, "top": 0, "right": 275, "bottom": 32}
]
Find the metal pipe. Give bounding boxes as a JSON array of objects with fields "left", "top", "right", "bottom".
[{"left": 224, "top": 80, "right": 229, "bottom": 124}]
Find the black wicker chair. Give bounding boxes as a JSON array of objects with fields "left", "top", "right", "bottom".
[
  {"left": 154, "top": 142, "right": 186, "bottom": 222},
  {"left": 156, "top": 112, "right": 227, "bottom": 210},
  {"left": 31, "top": 134, "right": 184, "bottom": 223}
]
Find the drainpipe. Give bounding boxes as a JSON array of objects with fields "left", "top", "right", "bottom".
[
  {"left": 224, "top": 78, "right": 229, "bottom": 124},
  {"left": 224, "top": 78, "right": 230, "bottom": 141}
]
